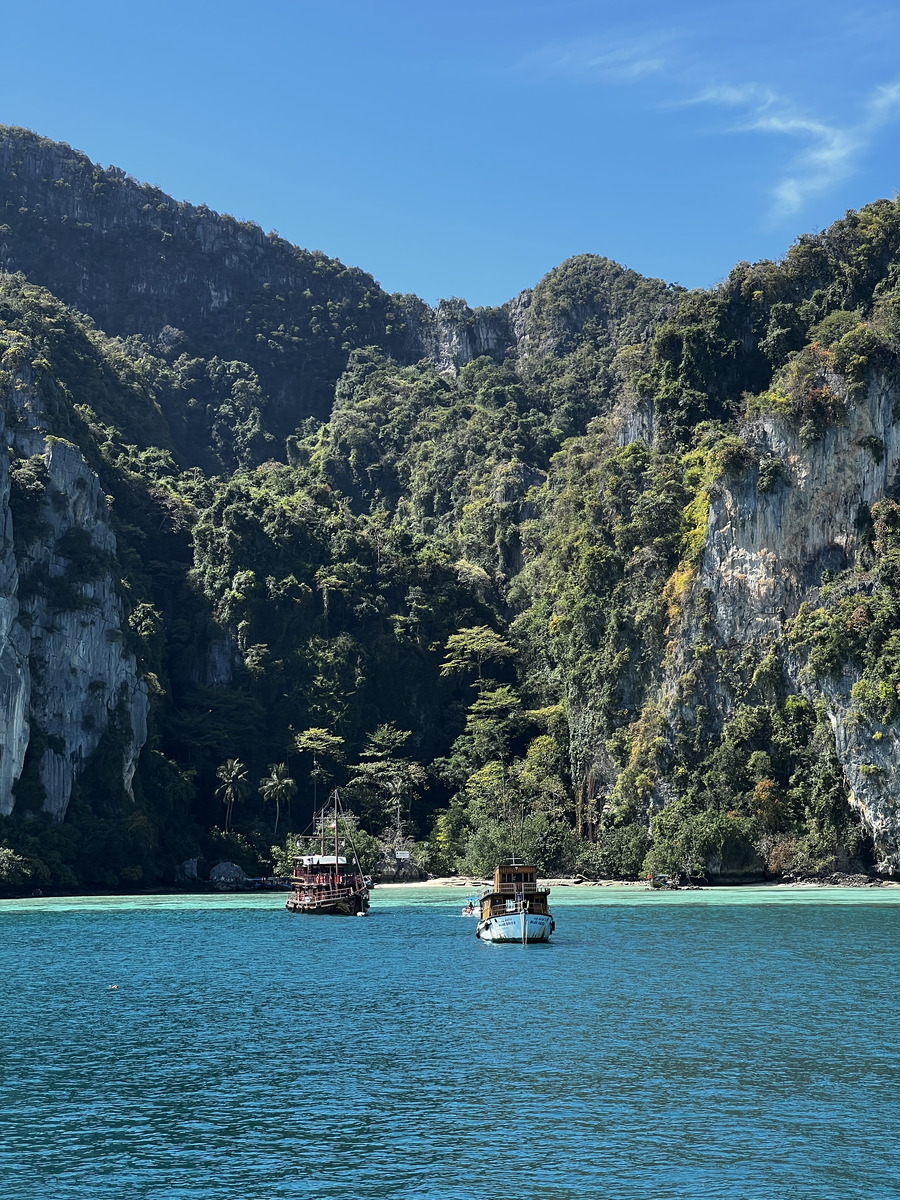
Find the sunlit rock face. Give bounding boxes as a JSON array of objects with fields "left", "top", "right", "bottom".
[
  {"left": 701, "top": 375, "right": 899, "bottom": 646},
  {"left": 0, "top": 429, "right": 29, "bottom": 815},
  {"left": 673, "top": 371, "right": 900, "bottom": 869},
  {"left": 567, "top": 371, "right": 900, "bottom": 871},
  {"left": 0, "top": 369, "right": 148, "bottom": 821},
  {"left": 398, "top": 296, "right": 514, "bottom": 376}
]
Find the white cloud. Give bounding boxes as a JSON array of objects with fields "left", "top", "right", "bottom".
[
  {"left": 684, "top": 84, "right": 776, "bottom": 109},
  {"left": 868, "top": 80, "right": 900, "bottom": 121},
  {"left": 713, "top": 80, "right": 900, "bottom": 218},
  {"left": 516, "top": 30, "right": 900, "bottom": 223},
  {"left": 514, "top": 36, "right": 669, "bottom": 84},
  {"left": 751, "top": 117, "right": 856, "bottom": 218}
]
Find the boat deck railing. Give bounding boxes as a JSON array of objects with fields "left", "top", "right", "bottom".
[
  {"left": 290, "top": 875, "right": 366, "bottom": 888},
  {"left": 290, "top": 882, "right": 366, "bottom": 898},
  {"left": 490, "top": 885, "right": 549, "bottom": 897}
]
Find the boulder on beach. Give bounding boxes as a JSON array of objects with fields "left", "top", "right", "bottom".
[{"left": 209, "top": 862, "right": 249, "bottom": 888}]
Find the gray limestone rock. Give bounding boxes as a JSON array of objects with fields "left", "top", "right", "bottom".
[
  {"left": 571, "top": 369, "right": 900, "bottom": 871},
  {"left": 209, "top": 862, "right": 249, "bottom": 887},
  {"left": 665, "top": 372, "right": 900, "bottom": 868},
  {"left": 0, "top": 369, "right": 149, "bottom": 821}
]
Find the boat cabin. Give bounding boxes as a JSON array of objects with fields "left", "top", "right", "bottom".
[
  {"left": 291, "top": 854, "right": 357, "bottom": 887},
  {"left": 480, "top": 863, "right": 550, "bottom": 921},
  {"left": 493, "top": 865, "right": 539, "bottom": 893}
]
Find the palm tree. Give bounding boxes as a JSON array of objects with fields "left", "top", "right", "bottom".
[
  {"left": 259, "top": 763, "right": 296, "bottom": 836},
  {"left": 216, "top": 758, "right": 249, "bottom": 833}
]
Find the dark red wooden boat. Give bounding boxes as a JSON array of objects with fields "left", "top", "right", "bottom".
[{"left": 285, "top": 791, "right": 370, "bottom": 917}]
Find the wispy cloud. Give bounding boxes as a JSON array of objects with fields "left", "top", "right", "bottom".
[
  {"left": 868, "top": 79, "right": 900, "bottom": 121},
  {"left": 514, "top": 36, "right": 669, "bottom": 85},
  {"left": 686, "top": 84, "right": 776, "bottom": 110},
  {"left": 690, "top": 79, "right": 900, "bottom": 218},
  {"left": 514, "top": 24, "right": 900, "bottom": 224}
]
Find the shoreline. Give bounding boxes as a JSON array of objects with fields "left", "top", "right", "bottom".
[
  {"left": 3, "top": 873, "right": 897, "bottom": 902},
  {"left": 380, "top": 874, "right": 900, "bottom": 890}
]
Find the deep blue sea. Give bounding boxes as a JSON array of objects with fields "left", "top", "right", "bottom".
[{"left": 1, "top": 884, "right": 899, "bottom": 1200}]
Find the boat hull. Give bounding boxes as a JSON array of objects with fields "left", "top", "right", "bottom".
[
  {"left": 285, "top": 892, "right": 369, "bottom": 916},
  {"left": 476, "top": 911, "right": 553, "bottom": 943}
]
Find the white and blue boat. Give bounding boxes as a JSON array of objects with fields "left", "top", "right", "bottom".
[{"left": 475, "top": 863, "right": 554, "bottom": 944}]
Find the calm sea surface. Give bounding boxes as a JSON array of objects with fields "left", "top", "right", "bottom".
[{"left": 1, "top": 884, "right": 899, "bottom": 1200}]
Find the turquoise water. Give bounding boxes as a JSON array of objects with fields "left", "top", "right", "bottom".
[{"left": 2, "top": 885, "right": 899, "bottom": 1200}]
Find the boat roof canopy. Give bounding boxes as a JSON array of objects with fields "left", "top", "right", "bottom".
[{"left": 297, "top": 855, "right": 347, "bottom": 865}]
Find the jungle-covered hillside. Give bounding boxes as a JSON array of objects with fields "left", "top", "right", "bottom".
[{"left": 1, "top": 125, "right": 900, "bottom": 888}]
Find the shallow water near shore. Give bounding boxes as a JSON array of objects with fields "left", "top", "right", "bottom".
[{"left": 1, "top": 886, "right": 899, "bottom": 1199}]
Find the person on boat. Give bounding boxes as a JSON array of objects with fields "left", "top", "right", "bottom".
[{"left": 463, "top": 901, "right": 475, "bottom": 915}]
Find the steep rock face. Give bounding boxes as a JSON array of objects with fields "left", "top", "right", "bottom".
[
  {"left": 0, "top": 127, "right": 534, "bottom": 425},
  {"left": 701, "top": 381, "right": 897, "bottom": 646},
  {"left": 672, "top": 372, "right": 900, "bottom": 866},
  {"left": 398, "top": 295, "right": 513, "bottom": 374},
  {"left": 0, "top": 432, "right": 29, "bottom": 813},
  {"left": 0, "top": 130, "right": 678, "bottom": 420},
  {"left": 0, "top": 127, "right": 404, "bottom": 431},
  {"left": 0, "top": 369, "right": 148, "bottom": 820},
  {"left": 397, "top": 258, "right": 680, "bottom": 380},
  {"left": 818, "top": 675, "right": 900, "bottom": 872}
]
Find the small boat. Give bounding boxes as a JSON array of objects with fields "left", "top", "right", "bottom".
[
  {"left": 646, "top": 873, "right": 678, "bottom": 891},
  {"left": 286, "top": 791, "right": 370, "bottom": 917},
  {"left": 475, "top": 863, "right": 554, "bottom": 944}
]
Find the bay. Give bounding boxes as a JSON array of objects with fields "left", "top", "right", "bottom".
[{"left": 1, "top": 885, "right": 899, "bottom": 1200}]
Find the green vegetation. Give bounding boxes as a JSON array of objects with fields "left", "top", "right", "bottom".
[
  {"left": 216, "top": 759, "right": 248, "bottom": 834},
  {"left": 258, "top": 764, "right": 296, "bottom": 837},
  {"left": 3, "top": 125, "right": 900, "bottom": 888}
]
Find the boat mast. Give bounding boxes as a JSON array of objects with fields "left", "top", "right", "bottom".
[
  {"left": 338, "top": 791, "right": 367, "bottom": 884},
  {"left": 333, "top": 789, "right": 339, "bottom": 887}
]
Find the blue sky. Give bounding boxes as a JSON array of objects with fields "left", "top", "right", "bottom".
[{"left": 2, "top": 0, "right": 899, "bottom": 306}]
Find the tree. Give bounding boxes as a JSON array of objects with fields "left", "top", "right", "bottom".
[
  {"left": 360, "top": 722, "right": 409, "bottom": 758},
  {"left": 215, "top": 758, "right": 249, "bottom": 833},
  {"left": 259, "top": 763, "right": 297, "bottom": 836},
  {"left": 293, "top": 727, "right": 345, "bottom": 808},
  {"left": 348, "top": 724, "right": 426, "bottom": 844},
  {"left": 0, "top": 845, "right": 31, "bottom": 885},
  {"left": 465, "top": 685, "right": 522, "bottom": 765},
  {"left": 439, "top": 625, "right": 516, "bottom": 685}
]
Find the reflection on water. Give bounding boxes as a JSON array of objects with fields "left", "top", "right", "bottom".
[{"left": 1, "top": 887, "right": 898, "bottom": 1199}]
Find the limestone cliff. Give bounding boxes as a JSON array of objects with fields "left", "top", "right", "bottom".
[
  {"left": 5, "top": 124, "right": 899, "bottom": 889},
  {"left": 0, "top": 364, "right": 148, "bottom": 820},
  {"left": 0, "top": 126, "right": 404, "bottom": 436},
  {"left": 0, "top": 126, "right": 678, "bottom": 435},
  {"left": 398, "top": 295, "right": 514, "bottom": 375},
  {"left": 641, "top": 369, "right": 900, "bottom": 870}
]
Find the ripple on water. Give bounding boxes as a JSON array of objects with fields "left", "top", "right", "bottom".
[{"left": 1, "top": 887, "right": 899, "bottom": 1199}]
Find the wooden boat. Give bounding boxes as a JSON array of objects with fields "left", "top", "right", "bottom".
[
  {"left": 646, "top": 873, "right": 678, "bottom": 890},
  {"left": 285, "top": 791, "right": 370, "bottom": 916},
  {"left": 475, "top": 863, "right": 554, "bottom": 943}
]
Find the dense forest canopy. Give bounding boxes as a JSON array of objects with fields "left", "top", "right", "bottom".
[{"left": 1, "top": 125, "right": 900, "bottom": 888}]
